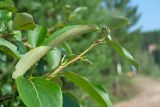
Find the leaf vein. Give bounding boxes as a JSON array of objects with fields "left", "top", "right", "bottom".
[{"left": 29, "top": 79, "right": 42, "bottom": 107}]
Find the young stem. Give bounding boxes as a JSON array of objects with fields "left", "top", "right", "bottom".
[{"left": 47, "top": 38, "right": 106, "bottom": 80}]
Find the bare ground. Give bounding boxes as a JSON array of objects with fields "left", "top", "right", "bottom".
[{"left": 113, "top": 76, "right": 160, "bottom": 107}]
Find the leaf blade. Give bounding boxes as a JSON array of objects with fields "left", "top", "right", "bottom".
[
  {"left": 28, "top": 26, "right": 47, "bottom": 48},
  {"left": 13, "top": 13, "right": 36, "bottom": 30},
  {"left": 12, "top": 46, "right": 51, "bottom": 79},
  {"left": 63, "top": 92, "right": 83, "bottom": 107},
  {"left": 46, "top": 48, "right": 61, "bottom": 70},
  {"left": 108, "top": 16, "right": 130, "bottom": 30},
  {"left": 42, "top": 25, "right": 98, "bottom": 47},
  {"left": 16, "top": 76, "right": 62, "bottom": 107},
  {"left": 107, "top": 40, "right": 139, "bottom": 70},
  {"left": 64, "top": 71, "right": 112, "bottom": 107},
  {"left": 12, "top": 25, "right": 97, "bottom": 79},
  {"left": 0, "top": 38, "right": 21, "bottom": 58}
]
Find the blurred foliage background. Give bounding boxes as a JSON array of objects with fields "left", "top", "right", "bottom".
[{"left": 0, "top": 0, "right": 160, "bottom": 106}]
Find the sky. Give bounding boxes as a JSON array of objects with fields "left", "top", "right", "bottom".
[{"left": 130, "top": 0, "right": 160, "bottom": 31}]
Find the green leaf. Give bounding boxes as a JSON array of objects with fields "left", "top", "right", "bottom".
[
  {"left": 13, "top": 13, "right": 36, "bottom": 30},
  {"left": 0, "top": 38, "right": 21, "bottom": 58},
  {"left": 93, "top": 84, "right": 112, "bottom": 107},
  {"left": 64, "top": 72, "right": 112, "bottom": 107},
  {"left": 46, "top": 48, "right": 61, "bottom": 70},
  {"left": 107, "top": 40, "right": 139, "bottom": 70},
  {"left": 42, "top": 25, "right": 98, "bottom": 47},
  {"left": 63, "top": 92, "right": 83, "bottom": 107},
  {"left": 28, "top": 26, "right": 47, "bottom": 48},
  {"left": 108, "top": 16, "right": 130, "bottom": 30},
  {"left": 12, "top": 46, "right": 51, "bottom": 79},
  {"left": 16, "top": 76, "right": 62, "bottom": 107}
]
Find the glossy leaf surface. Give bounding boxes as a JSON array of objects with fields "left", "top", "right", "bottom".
[{"left": 16, "top": 76, "right": 62, "bottom": 107}]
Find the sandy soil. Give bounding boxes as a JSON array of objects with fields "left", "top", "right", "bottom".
[{"left": 113, "top": 76, "right": 160, "bottom": 107}]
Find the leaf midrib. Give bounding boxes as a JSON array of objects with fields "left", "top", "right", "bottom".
[{"left": 29, "top": 79, "right": 42, "bottom": 107}]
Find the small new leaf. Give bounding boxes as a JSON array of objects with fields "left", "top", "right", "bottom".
[
  {"left": 107, "top": 40, "right": 139, "bottom": 70},
  {"left": 13, "top": 13, "right": 36, "bottom": 30},
  {"left": 46, "top": 48, "right": 61, "bottom": 70}
]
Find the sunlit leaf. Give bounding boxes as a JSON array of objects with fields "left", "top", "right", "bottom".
[
  {"left": 107, "top": 40, "right": 139, "bottom": 70},
  {"left": 0, "top": 38, "right": 21, "bottom": 58},
  {"left": 12, "top": 46, "right": 51, "bottom": 79},
  {"left": 42, "top": 25, "right": 98, "bottom": 47},
  {"left": 16, "top": 76, "right": 62, "bottom": 107},
  {"left": 64, "top": 71, "right": 112, "bottom": 107},
  {"left": 13, "top": 13, "right": 36, "bottom": 30}
]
